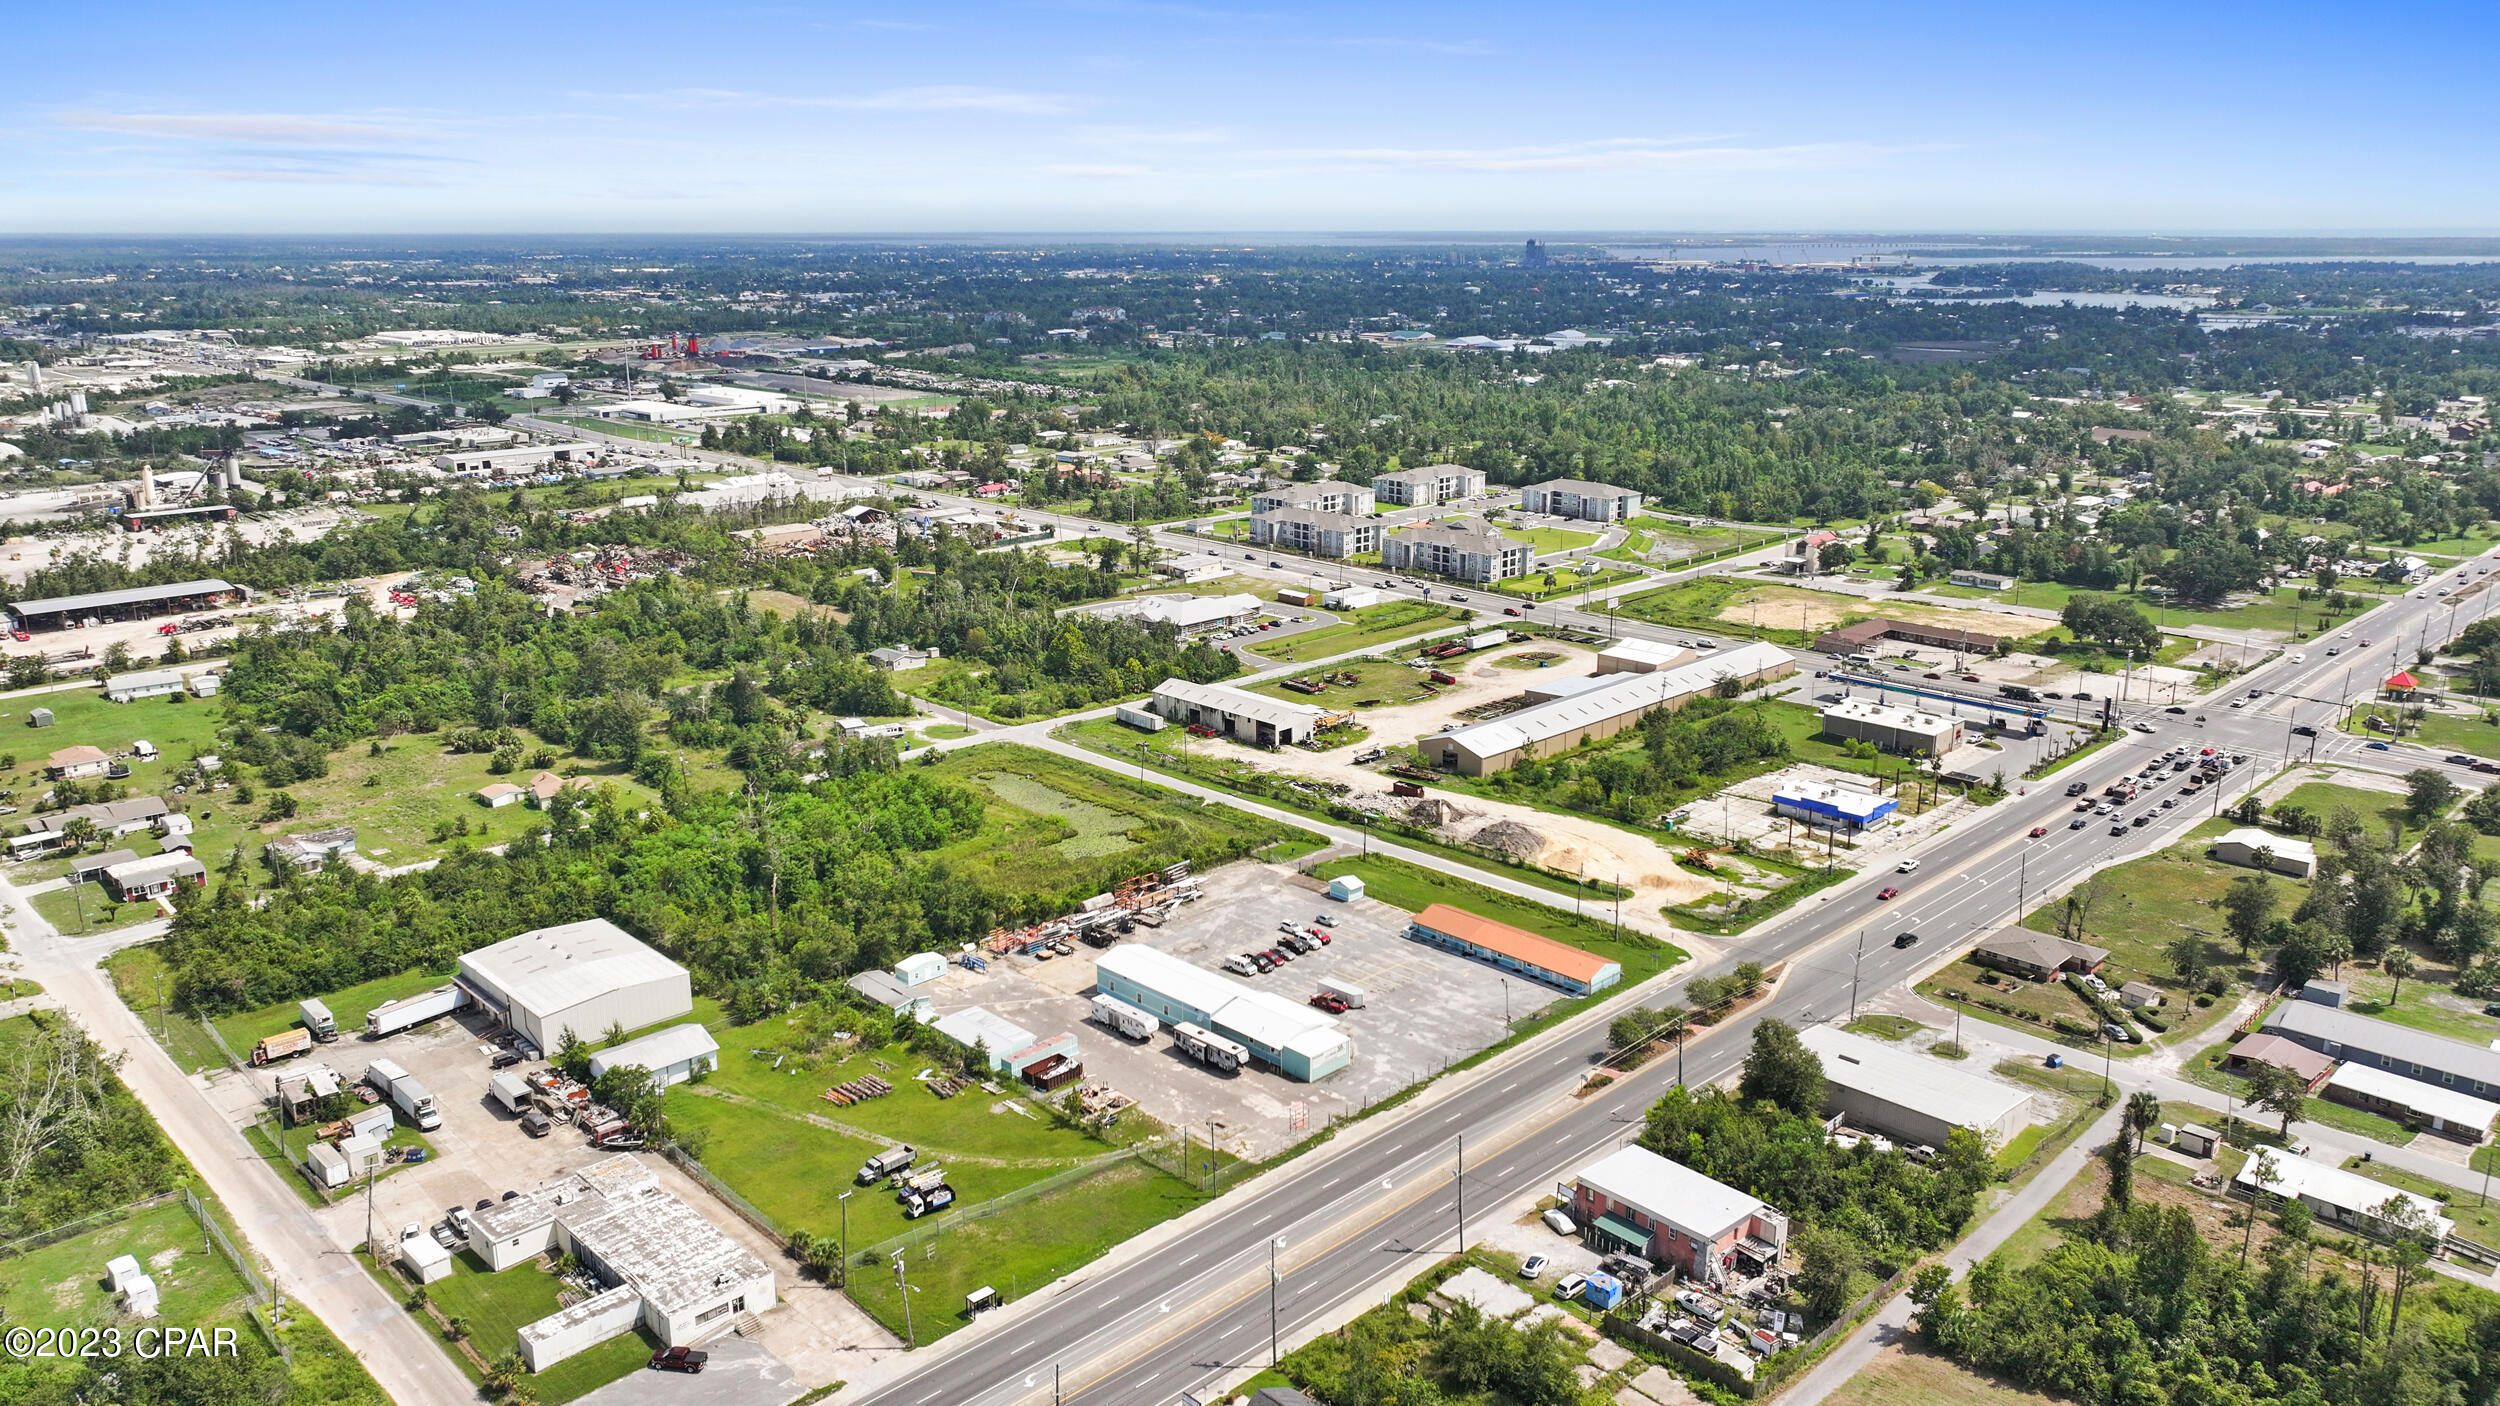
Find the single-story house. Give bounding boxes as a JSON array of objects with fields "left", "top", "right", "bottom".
[
  {"left": 477, "top": 782, "right": 526, "bottom": 808},
  {"left": 103, "top": 852, "right": 205, "bottom": 901},
  {"left": 2211, "top": 827, "right": 2317, "bottom": 879},
  {"left": 2324, "top": 1062, "right": 2500, "bottom": 1143},
  {"left": 269, "top": 827, "right": 357, "bottom": 871},
  {"left": 866, "top": 646, "right": 939, "bottom": 671},
  {"left": 45, "top": 746, "right": 112, "bottom": 780},
  {"left": 2223, "top": 1033, "right": 2335, "bottom": 1091},
  {"left": 1971, "top": 930, "right": 2109, "bottom": 981},
  {"left": 528, "top": 772, "right": 598, "bottom": 808},
  {"left": 2118, "top": 982, "right": 2163, "bottom": 1010},
  {"left": 2234, "top": 1149, "right": 2453, "bottom": 1242}
]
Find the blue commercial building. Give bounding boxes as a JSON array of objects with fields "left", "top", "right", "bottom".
[{"left": 1772, "top": 782, "right": 1897, "bottom": 836}]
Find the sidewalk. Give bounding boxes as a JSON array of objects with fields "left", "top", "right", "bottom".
[{"left": 1780, "top": 1099, "right": 2128, "bottom": 1406}]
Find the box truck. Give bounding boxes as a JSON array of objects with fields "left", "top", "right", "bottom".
[
  {"left": 251, "top": 1027, "right": 314, "bottom": 1066},
  {"left": 365, "top": 984, "right": 469, "bottom": 1038},
  {"left": 488, "top": 1071, "right": 533, "bottom": 1115},
  {"left": 1091, "top": 993, "right": 1159, "bottom": 1042},
  {"left": 903, "top": 1184, "right": 955, "bottom": 1218},
  {"left": 299, "top": 999, "right": 336, "bottom": 1041},
  {"left": 364, "top": 1059, "right": 441, "bottom": 1131},
  {"left": 1171, "top": 1022, "right": 1247, "bottom": 1073}
]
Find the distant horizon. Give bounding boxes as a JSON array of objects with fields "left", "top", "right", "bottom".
[
  {"left": 10, "top": 0, "right": 2493, "bottom": 234},
  {"left": 5, "top": 231, "right": 2500, "bottom": 247}
]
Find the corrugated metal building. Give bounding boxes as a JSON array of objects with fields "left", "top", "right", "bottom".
[{"left": 459, "top": 920, "right": 693, "bottom": 1053}]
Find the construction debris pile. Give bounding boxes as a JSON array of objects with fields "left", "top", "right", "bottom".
[
  {"left": 985, "top": 864, "right": 1202, "bottom": 955},
  {"left": 512, "top": 545, "right": 699, "bottom": 603},
  {"left": 1469, "top": 819, "right": 1547, "bottom": 857}
]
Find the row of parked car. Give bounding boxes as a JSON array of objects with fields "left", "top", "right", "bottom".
[{"left": 1222, "top": 916, "right": 1336, "bottom": 977}]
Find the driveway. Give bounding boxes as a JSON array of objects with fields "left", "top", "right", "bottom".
[{"left": 571, "top": 1336, "right": 800, "bottom": 1406}]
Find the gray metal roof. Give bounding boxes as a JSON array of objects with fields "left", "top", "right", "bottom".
[
  {"left": 2265, "top": 999, "right": 2500, "bottom": 1085},
  {"left": 459, "top": 919, "right": 685, "bottom": 1020},
  {"left": 10, "top": 578, "right": 238, "bottom": 618}
]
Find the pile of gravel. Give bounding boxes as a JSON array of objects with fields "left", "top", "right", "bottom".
[{"left": 1469, "top": 819, "right": 1545, "bottom": 857}]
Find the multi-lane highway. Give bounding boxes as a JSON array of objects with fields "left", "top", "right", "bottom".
[{"left": 851, "top": 553, "right": 2500, "bottom": 1406}]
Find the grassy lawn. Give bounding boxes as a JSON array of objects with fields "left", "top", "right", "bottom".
[
  {"left": 1254, "top": 601, "right": 1463, "bottom": 663},
  {"left": 919, "top": 742, "right": 1319, "bottom": 897},
  {"left": 1246, "top": 659, "right": 1440, "bottom": 709},
  {"left": 412, "top": 1248, "right": 656, "bottom": 1401},
  {"left": 2273, "top": 779, "right": 2422, "bottom": 842},
  {"left": 1614, "top": 575, "right": 1814, "bottom": 645},
  {"left": 1489, "top": 564, "right": 1643, "bottom": 601},
  {"left": 843, "top": 1159, "right": 1210, "bottom": 1341},
  {"left": 2332, "top": 954, "right": 2497, "bottom": 1047},
  {"left": 2348, "top": 702, "right": 2500, "bottom": 759},
  {"left": 0, "top": 1200, "right": 252, "bottom": 1333},
  {"left": 210, "top": 967, "right": 454, "bottom": 1062},
  {"left": 2338, "top": 1159, "right": 2500, "bottom": 1248},
  {"left": 30, "top": 884, "right": 156, "bottom": 936},
  {"left": 1307, "top": 854, "right": 1684, "bottom": 1023},
  {"left": 2180, "top": 1043, "right": 2416, "bottom": 1146},
  {"left": 1499, "top": 525, "right": 1601, "bottom": 555},
  {"left": 1845, "top": 1014, "right": 1924, "bottom": 1040},
  {"left": 105, "top": 945, "right": 234, "bottom": 1075}
]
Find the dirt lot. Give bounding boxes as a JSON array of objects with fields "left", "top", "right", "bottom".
[
  {"left": 1197, "top": 643, "right": 1717, "bottom": 922},
  {"left": 914, "top": 861, "right": 1547, "bottom": 1160},
  {"left": 1711, "top": 583, "right": 2024, "bottom": 642}
]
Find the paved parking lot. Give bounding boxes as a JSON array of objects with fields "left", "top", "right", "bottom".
[
  {"left": 916, "top": 860, "right": 1534, "bottom": 1159},
  {"left": 242, "top": 1007, "right": 891, "bottom": 1387}
]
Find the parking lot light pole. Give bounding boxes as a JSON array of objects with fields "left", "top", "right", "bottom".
[{"left": 893, "top": 1252, "right": 917, "bottom": 1349}]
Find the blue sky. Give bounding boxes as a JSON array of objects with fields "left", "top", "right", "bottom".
[{"left": 7, "top": 0, "right": 2495, "bottom": 234}]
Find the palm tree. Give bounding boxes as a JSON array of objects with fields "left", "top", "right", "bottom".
[
  {"left": 2383, "top": 947, "right": 2418, "bottom": 1004},
  {"left": 2126, "top": 1090, "right": 2162, "bottom": 1156}
]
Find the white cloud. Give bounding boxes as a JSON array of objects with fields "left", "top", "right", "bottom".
[
  {"left": 1045, "top": 164, "right": 1159, "bottom": 178},
  {"left": 1248, "top": 137, "right": 1908, "bottom": 175},
  {"left": 564, "top": 85, "right": 1084, "bottom": 116},
  {"left": 55, "top": 110, "right": 424, "bottom": 144}
]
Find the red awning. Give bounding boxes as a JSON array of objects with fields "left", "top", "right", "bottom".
[{"left": 2385, "top": 670, "right": 2420, "bottom": 690}]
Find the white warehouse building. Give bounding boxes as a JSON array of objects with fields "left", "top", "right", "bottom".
[
  {"left": 469, "top": 1155, "right": 775, "bottom": 1371},
  {"left": 458, "top": 919, "right": 693, "bottom": 1053},
  {"left": 1797, "top": 1024, "right": 2037, "bottom": 1150},
  {"left": 1094, "top": 945, "right": 1352, "bottom": 1081},
  {"left": 587, "top": 1024, "right": 720, "bottom": 1088}
]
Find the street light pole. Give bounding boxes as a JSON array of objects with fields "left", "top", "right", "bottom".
[
  {"left": 1269, "top": 1237, "right": 1286, "bottom": 1366},
  {"left": 1454, "top": 1134, "right": 1467, "bottom": 1253},
  {"left": 838, "top": 1190, "right": 853, "bottom": 1286},
  {"left": 893, "top": 1252, "right": 916, "bottom": 1350},
  {"left": 1849, "top": 929, "right": 1865, "bottom": 1021}
]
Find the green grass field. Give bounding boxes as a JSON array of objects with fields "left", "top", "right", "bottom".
[
  {"left": 212, "top": 967, "right": 454, "bottom": 1061},
  {"left": 1489, "top": 564, "right": 1642, "bottom": 601},
  {"left": 1246, "top": 659, "right": 1438, "bottom": 709},
  {"left": 2348, "top": 703, "right": 2500, "bottom": 759},
  {"left": 413, "top": 1249, "right": 655, "bottom": 1401},
  {"left": 2273, "top": 778, "right": 2424, "bottom": 842},
  {"left": 919, "top": 743, "right": 1318, "bottom": 897},
  {"left": 1499, "top": 525, "right": 1601, "bottom": 554},
  {"left": 0, "top": 1201, "right": 252, "bottom": 1333},
  {"left": 31, "top": 884, "right": 156, "bottom": 936},
  {"left": 1253, "top": 601, "right": 1462, "bottom": 663},
  {"left": 105, "top": 945, "right": 236, "bottom": 1075}
]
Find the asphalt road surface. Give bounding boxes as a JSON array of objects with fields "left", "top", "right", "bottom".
[{"left": 853, "top": 551, "right": 2500, "bottom": 1406}]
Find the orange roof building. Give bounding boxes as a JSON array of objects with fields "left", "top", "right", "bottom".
[
  {"left": 1406, "top": 903, "right": 1622, "bottom": 995},
  {"left": 2384, "top": 670, "right": 2420, "bottom": 695}
]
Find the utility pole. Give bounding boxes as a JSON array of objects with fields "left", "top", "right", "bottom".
[
  {"left": 838, "top": 1190, "right": 854, "bottom": 1286},
  {"left": 893, "top": 1252, "right": 916, "bottom": 1350},
  {"left": 1454, "top": 1135, "right": 1467, "bottom": 1253},
  {"left": 1849, "top": 929, "right": 1866, "bottom": 1021}
]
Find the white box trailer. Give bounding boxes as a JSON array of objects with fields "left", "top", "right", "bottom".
[
  {"left": 1091, "top": 993, "right": 1160, "bottom": 1041},
  {"left": 1114, "top": 704, "right": 1165, "bottom": 732},
  {"left": 1462, "top": 628, "right": 1509, "bottom": 651},
  {"left": 1316, "top": 976, "right": 1369, "bottom": 1009},
  {"left": 489, "top": 1071, "right": 533, "bottom": 1115},
  {"left": 365, "top": 983, "right": 469, "bottom": 1037},
  {"left": 299, "top": 998, "right": 336, "bottom": 1040}
]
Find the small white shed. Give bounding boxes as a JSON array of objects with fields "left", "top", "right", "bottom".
[
  {"left": 1328, "top": 875, "right": 1367, "bottom": 902},
  {"left": 399, "top": 1233, "right": 453, "bottom": 1284},
  {"left": 894, "top": 952, "right": 947, "bottom": 987}
]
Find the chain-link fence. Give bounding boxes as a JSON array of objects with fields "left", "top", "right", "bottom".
[
  {"left": 662, "top": 1145, "right": 786, "bottom": 1241},
  {"left": 184, "top": 1187, "right": 290, "bottom": 1363},
  {"left": 0, "top": 1191, "right": 181, "bottom": 1261},
  {"left": 198, "top": 1014, "right": 247, "bottom": 1073},
  {"left": 853, "top": 1148, "right": 1141, "bottom": 1267}
]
